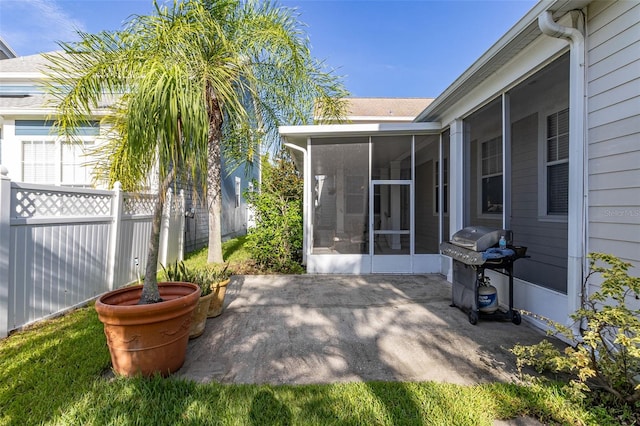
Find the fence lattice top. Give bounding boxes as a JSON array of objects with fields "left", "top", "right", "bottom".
[
  {"left": 122, "top": 194, "right": 156, "bottom": 216},
  {"left": 12, "top": 186, "right": 112, "bottom": 218}
]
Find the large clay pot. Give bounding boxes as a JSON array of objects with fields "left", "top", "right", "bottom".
[
  {"left": 189, "top": 291, "right": 214, "bottom": 339},
  {"left": 95, "top": 282, "right": 200, "bottom": 377},
  {"left": 207, "top": 279, "right": 231, "bottom": 318}
]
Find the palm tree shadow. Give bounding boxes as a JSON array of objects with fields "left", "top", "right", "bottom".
[
  {"left": 223, "top": 236, "right": 246, "bottom": 260},
  {"left": 249, "top": 389, "right": 292, "bottom": 426}
]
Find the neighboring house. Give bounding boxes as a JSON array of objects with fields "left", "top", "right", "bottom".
[
  {"left": 0, "top": 51, "right": 257, "bottom": 251},
  {"left": 327, "top": 97, "right": 434, "bottom": 124},
  {"left": 0, "top": 36, "right": 17, "bottom": 60},
  {"left": 280, "top": 0, "right": 639, "bottom": 328}
]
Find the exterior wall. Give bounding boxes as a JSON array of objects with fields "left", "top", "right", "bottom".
[{"left": 586, "top": 0, "right": 640, "bottom": 277}]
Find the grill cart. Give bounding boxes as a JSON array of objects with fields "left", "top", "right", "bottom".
[{"left": 440, "top": 226, "right": 528, "bottom": 325}]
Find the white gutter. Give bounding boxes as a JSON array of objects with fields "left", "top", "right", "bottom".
[
  {"left": 283, "top": 141, "right": 309, "bottom": 265},
  {"left": 538, "top": 10, "right": 587, "bottom": 329}
]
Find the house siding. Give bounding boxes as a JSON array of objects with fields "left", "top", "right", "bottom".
[{"left": 586, "top": 0, "right": 640, "bottom": 278}]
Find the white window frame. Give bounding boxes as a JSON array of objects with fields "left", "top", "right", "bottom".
[
  {"left": 61, "top": 140, "right": 95, "bottom": 187},
  {"left": 346, "top": 175, "right": 366, "bottom": 215},
  {"left": 477, "top": 136, "right": 503, "bottom": 217},
  {"left": 538, "top": 107, "right": 569, "bottom": 221},
  {"left": 433, "top": 157, "right": 449, "bottom": 216},
  {"left": 22, "top": 139, "right": 58, "bottom": 183},
  {"left": 21, "top": 137, "right": 97, "bottom": 186}
]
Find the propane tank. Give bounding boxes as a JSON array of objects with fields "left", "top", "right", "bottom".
[{"left": 478, "top": 277, "right": 498, "bottom": 313}]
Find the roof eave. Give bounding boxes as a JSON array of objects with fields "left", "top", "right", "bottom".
[
  {"left": 280, "top": 122, "right": 441, "bottom": 146},
  {"left": 414, "top": 0, "right": 590, "bottom": 123}
]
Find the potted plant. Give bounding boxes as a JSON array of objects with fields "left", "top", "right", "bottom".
[
  {"left": 162, "top": 261, "right": 217, "bottom": 339},
  {"left": 207, "top": 263, "right": 232, "bottom": 318},
  {"left": 46, "top": 6, "right": 209, "bottom": 377}
]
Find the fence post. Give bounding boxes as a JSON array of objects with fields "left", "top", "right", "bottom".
[
  {"left": 0, "top": 166, "right": 12, "bottom": 338},
  {"left": 106, "top": 182, "right": 122, "bottom": 291},
  {"left": 178, "top": 189, "right": 185, "bottom": 261},
  {"left": 159, "top": 187, "right": 171, "bottom": 268}
]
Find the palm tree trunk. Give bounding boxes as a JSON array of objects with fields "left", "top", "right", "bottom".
[
  {"left": 207, "top": 89, "right": 224, "bottom": 264},
  {"left": 139, "top": 167, "right": 177, "bottom": 304}
]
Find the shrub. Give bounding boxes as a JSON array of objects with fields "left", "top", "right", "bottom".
[
  {"left": 161, "top": 260, "right": 230, "bottom": 296},
  {"left": 245, "top": 153, "right": 304, "bottom": 273},
  {"left": 512, "top": 253, "right": 640, "bottom": 405}
]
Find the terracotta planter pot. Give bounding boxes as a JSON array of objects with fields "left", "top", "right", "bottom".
[
  {"left": 189, "top": 291, "right": 214, "bottom": 339},
  {"left": 207, "top": 279, "right": 231, "bottom": 318},
  {"left": 95, "top": 282, "right": 200, "bottom": 377}
]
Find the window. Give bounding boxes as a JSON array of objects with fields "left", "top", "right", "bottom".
[
  {"left": 22, "top": 140, "right": 56, "bottom": 183},
  {"left": 62, "top": 141, "right": 94, "bottom": 186},
  {"left": 235, "top": 177, "right": 241, "bottom": 208},
  {"left": 546, "top": 109, "right": 569, "bottom": 215},
  {"left": 480, "top": 137, "right": 502, "bottom": 214},
  {"left": 346, "top": 176, "right": 366, "bottom": 214},
  {"left": 434, "top": 158, "right": 448, "bottom": 214}
]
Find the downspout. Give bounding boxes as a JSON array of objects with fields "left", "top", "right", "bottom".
[
  {"left": 284, "top": 141, "right": 309, "bottom": 266},
  {"left": 538, "top": 10, "right": 587, "bottom": 330}
]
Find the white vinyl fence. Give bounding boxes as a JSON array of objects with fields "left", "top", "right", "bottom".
[{"left": 0, "top": 166, "right": 185, "bottom": 338}]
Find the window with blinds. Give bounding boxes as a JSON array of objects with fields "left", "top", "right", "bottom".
[
  {"left": 434, "top": 158, "right": 448, "bottom": 214},
  {"left": 546, "top": 109, "right": 569, "bottom": 215},
  {"left": 22, "top": 140, "right": 56, "bottom": 183},
  {"left": 480, "top": 137, "right": 503, "bottom": 214},
  {"left": 62, "top": 141, "right": 94, "bottom": 185}
]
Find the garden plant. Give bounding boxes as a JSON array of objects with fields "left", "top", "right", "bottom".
[{"left": 512, "top": 253, "right": 640, "bottom": 421}]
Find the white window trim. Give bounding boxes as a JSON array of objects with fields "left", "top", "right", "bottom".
[
  {"left": 477, "top": 136, "right": 503, "bottom": 219},
  {"left": 537, "top": 107, "right": 569, "bottom": 222},
  {"left": 21, "top": 136, "right": 97, "bottom": 186},
  {"left": 433, "top": 158, "right": 449, "bottom": 217}
]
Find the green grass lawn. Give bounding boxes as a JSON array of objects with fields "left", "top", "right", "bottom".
[
  {"left": 0, "top": 238, "right": 618, "bottom": 426},
  {"left": 0, "top": 307, "right": 613, "bottom": 426}
]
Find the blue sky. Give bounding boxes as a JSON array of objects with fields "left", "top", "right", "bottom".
[{"left": 0, "top": 0, "right": 537, "bottom": 98}]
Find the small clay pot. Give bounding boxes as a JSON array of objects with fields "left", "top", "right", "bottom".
[{"left": 207, "top": 279, "right": 231, "bottom": 318}]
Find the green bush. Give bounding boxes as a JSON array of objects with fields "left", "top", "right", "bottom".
[
  {"left": 161, "top": 260, "right": 230, "bottom": 296},
  {"left": 245, "top": 153, "right": 304, "bottom": 273},
  {"left": 512, "top": 253, "right": 640, "bottom": 406}
]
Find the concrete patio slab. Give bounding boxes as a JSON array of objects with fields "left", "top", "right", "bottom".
[{"left": 178, "top": 274, "right": 549, "bottom": 387}]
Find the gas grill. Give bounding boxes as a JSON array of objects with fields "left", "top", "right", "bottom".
[{"left": 440, "top": 226, "right": 527, "bottom": 325}]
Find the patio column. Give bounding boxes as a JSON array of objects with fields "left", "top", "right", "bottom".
[{"left": 449, "top": 119, "right": 465, "bottom": 239}]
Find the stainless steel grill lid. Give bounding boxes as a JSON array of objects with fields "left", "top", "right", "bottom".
[
  {"left": 450, "top": 226, "right": 508, "bottom": 252},
  {"left": 440, "top": 226, "right": 513, "bottom": 265}
]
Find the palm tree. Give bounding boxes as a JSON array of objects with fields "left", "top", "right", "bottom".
[
  {"left": 44, "top": 0, "right": 346, "bottom": 302},
  {"left": 195, "top": 0, "right": 348, "bottom": 263}
]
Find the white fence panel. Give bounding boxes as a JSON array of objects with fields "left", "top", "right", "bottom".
[
  {"left": 9, "top": 221, "right": 111, "bottom": 328},
  {"left": 0, "top": 167, "right": 186, "bottom": 338}
]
